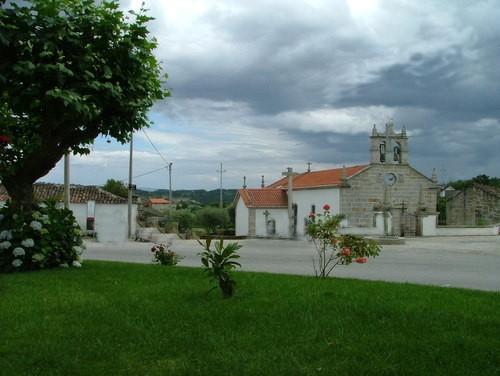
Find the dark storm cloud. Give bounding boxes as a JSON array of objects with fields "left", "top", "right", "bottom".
[
  {"left": 337, "top": 48, "right": 500, "bottom": 119},
  {"left": 90, "top": 0, "right": 500, "bottom": 189}
]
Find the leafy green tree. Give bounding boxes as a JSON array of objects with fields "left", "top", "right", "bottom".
[
  {"left": 102, "top": 179, "right": 128, "bottom": 198},
  {"left": 172, "top": 209, "right": 195, "bottom": 233},
  {"left": 0, "top": 0, "right": 168, "bottom": 212},
  {"left": 448, "top": 175, "right": 500, "bottom": 190},
  {"left": 196, "top": 207, "right": 230, "bottom": 235}
]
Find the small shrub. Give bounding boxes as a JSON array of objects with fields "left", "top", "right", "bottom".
[
  {"left": 306, "top": 204, "right": 381, "bottom": 278},
  {"left": 0, "top": 200, "right": 83, "bottom": 272},
  {"left": 151, "top": 241, "right": 181, "bottom": 266},
  {"left": 196, "top": 207, "right": 229, "bottom": 234},
  {"left": 198, "top": 238, "right": 241, "bottom": 298},
  {"left": 171, "top": 209, "right": 195, "bottom": 233}
]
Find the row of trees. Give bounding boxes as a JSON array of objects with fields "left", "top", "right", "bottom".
[
  {"left": 101, "top": 179, "right": 236, "bottom": 235},
  {"left": 447, "top": 175, "right": 500, "bottom": 190},
  {"left": 171, "top": 207, "right": 233, "bottom": 235}
]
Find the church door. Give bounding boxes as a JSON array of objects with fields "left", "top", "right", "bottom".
[{"left": 400, "top": 212, "right": 418, "bottom": 237}]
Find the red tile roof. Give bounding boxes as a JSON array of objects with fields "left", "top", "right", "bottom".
[
  {"left": 237, "top": 189, "right": 288, "bottom": 208},
  {"left": 0, "top": 183, "right": 127, "bottom": 204},
  {"left": 147, "top": 198, "right": 170, "bottom": 205},
  {"left": 267, "top": 165, "right": 368, "bottom": 189}
]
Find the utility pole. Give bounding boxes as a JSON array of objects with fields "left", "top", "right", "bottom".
[
  {"left": 64, "top": 151, "right": 70, "bottom": 209},
  {"left": 127, "top": 133, "right": 133, "bottom": 239},
  {"left": 217, "top": 162, "right": 226, "bottom": 208},
  {"left": 168, "top": 162, "right": 173, "bottom": 215},
  {"left": 282, "top": 167, "right": 294, "bottom": 238}
]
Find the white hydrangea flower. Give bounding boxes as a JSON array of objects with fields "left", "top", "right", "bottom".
[
  {"left": 32, "top": 211, "right": 41, "bottom": 219},
  {"left": 0, "top": 230, "right": 13, "bottom": 240},
  {"left": 21, "top": 238, "right": 35, "bottom": 248},
  {"left": 38, "top": 203, "right": 47, "bottom": 208},
  {"left": 30, "top": 221, "right": 42, "bottom": 231},
  {"left": 32, "top": 253, "right": 45, "bottom": 262},
  {"left": 59, "top": 263, "right": 69, "bottom": 268},
  {"left": 0, "top": 241, "right": 11, "bottom": 250},
  {"left": 12, "top": 247, "right": 25, "bottom": 257},
  {"left": 12, "top": 259, "right": 22, "bottom": 268},
  {"left": 41, "top": 214, "right": 50, "bottom": 223},
  {"left": 73, "top": 246, "right": 83, "bottom": 255},
  {"left": 72, "top": 261, "right": 82, "bottom": 268}
]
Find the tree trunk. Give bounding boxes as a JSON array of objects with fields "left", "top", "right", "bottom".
[
  {"left": 219, "top": 279, "right": 234, "bottom": 298},
  {"left": 3, "top": 179, "right": 34, "bottom": 214}
]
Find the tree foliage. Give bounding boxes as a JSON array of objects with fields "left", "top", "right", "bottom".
[
  {"left": 448, "top": 175, "right": 500, "bottom": 190},
  {"left": 0, "top": 0, "right": 168, "bottom": 210},
  {"left": 196, "top": 207, "right": 230, "bottom": 235},
  {"left": 102, "top": 179, "right": 128, "bottom": 198}
]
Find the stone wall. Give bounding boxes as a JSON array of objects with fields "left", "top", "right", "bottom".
[
  {"left": 340, "top": 164, "right": 438, "bottom": 236},
  {"left": 446, "top": 185, "right": 500, "bottom": 225}
]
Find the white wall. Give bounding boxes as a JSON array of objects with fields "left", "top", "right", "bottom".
[
  {"left": 419, "top": 213, "right": 499, "bottom": 236},
  {"left": 293, "top": 188, "right": 340, "bottom": 237},
  {"left": 95, "top": 204, "right": 137, "bottom": 242},
  {"left": 0, "top": 201, "right": 136, "bottom": 242},
  {"left": 254, "top": 208, "right": 289, "bottom": 237},
  {"left": 435, "top": 225, "right": 499, "bottom": 236},
  {"left": 235, "top": 198, "right": 249, "bottom": 236},
  {"left": 71, "top": 203, "right": 137, "bottom": 242},
  {"left": 421, "top": 215, "right": 437, "bottom": 236}
]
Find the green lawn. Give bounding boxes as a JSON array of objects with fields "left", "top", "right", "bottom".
[{"left": 1, "top": 262, "right": 499, "bottom": 376}]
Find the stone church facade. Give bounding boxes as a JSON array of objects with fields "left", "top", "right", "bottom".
[
  {"left": 235, "top": 122, "right": 439, "bottom": 238},
  {"left": 341, "top": 124, "right": 439, "bottom": 236}
]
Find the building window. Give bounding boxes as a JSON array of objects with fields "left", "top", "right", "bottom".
[
  {"left": 394, "top": 142, "right": 401, "bottom": 163},
  {"left": 380, "top": 142, "right": 386, "bottom": 162}
]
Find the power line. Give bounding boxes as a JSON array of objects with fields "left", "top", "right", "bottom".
[
  {"left": 119, "top": 165, "right": 167, "bottom": 182},
  {"left": 142, "top": 129, "right": 169, "bottom": 165}
]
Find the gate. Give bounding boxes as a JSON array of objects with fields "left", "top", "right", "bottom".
[{"left": 400, "top": 212, "right": 419, "bottom": 237}]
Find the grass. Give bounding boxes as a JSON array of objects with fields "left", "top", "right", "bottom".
[{"left": 1, "top": 262, "right": 499, "bottom": 376}]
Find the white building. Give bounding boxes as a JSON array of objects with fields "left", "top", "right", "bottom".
[
  {"left": 235, "top": 166, "right": 366, "bottom": 238},
  {"left": 0, "top": 183, "right": 137, "bottom": 242},
  {"left": 235, "top": 123, "right": 440, "bottom": 238}
]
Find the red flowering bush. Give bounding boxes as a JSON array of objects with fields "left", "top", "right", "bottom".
[
  {"left": 306, "top": 205, "right": 381, "bottom": 278},
  {"left": 0, "top": 135, "right": 11, "bottom": 144},
  {"left": 151, "top": 241, "right": 181, "bottom": 266}
]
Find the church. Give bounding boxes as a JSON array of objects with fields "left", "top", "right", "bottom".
[{"left": 234, "top": 122, "right": 439, "bottom": 238}]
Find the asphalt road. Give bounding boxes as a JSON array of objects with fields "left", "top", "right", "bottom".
[{"left": 83, "top": 236, "right": 500, "bottom": 292}]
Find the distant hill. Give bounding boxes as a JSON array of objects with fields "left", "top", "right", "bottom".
[{"left": 136, "top": 188, "right": 238, "bottom": 206}]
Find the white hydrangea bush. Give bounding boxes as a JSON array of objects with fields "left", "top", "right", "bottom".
[{"left": 0, "top": 200, "right": 84, "bottom": 272}]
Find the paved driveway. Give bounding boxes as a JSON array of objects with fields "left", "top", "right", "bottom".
[{"left": 83, "top": 236, "right": 500, "bottom": 292}]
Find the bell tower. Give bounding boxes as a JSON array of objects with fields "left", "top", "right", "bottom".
[{"left": 370, "top": 121, "right": 408, "bottom": 165}]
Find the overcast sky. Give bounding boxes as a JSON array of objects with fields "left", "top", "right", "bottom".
[{"left": 42, "top": 0, "right": 500, "bottom": 190}]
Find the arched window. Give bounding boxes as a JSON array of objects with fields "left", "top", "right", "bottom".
[
  {"left": 379, "top": 142, "right": 386, "bottom": 162},
  {"left": 394, "top": 142, "right": 401, "bottom": 163}
]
